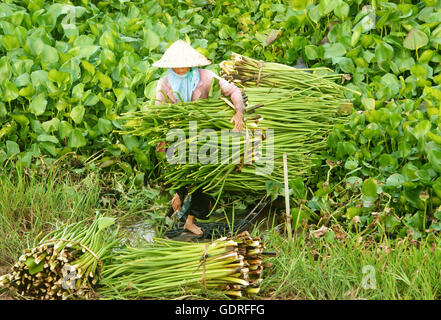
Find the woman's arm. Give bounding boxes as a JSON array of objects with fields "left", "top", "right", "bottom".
[
  {"left": 217, "top": 76, "right": 246, "bottom": 112},
  {"left": 155, "top": 77, "right": 177, "bottom": 105},
  {"left": 210, "top": 72, "right": 245, "bottom": 132}
]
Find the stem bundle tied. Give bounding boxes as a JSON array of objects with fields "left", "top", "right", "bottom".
[
  {"left": 119, "top": 54, "right": 352, "bottom": 197},
  {"left": 98, "top": 231, "right": 268, "bottom": 299},
  {"left": 0, "top": 214, "right": 119, "bottom": 300}
]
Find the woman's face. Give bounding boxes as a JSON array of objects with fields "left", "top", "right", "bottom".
[{"left": 172, "top": 67, "right": 190, "bottom": 76}]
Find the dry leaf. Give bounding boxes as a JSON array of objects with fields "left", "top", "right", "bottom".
[
  {"left": 266, "top": 29, "right": 282, "bottom": 45},
  {"left": 312, "top": 226, "right": 328, "bottom": 238}
]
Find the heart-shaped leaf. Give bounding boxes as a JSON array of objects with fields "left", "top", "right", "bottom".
[
  {"left": 29, "top": 93, "right": 47, "bottom": 115},
  {"left": 403, "top": 28, "right": 429, "bottom": 50}
]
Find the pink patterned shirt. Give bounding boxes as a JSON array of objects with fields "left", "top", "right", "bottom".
[{"left": 155, "top": 69, "right": 245, "bottom": 111}]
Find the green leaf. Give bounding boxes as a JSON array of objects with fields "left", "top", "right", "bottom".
[
  {"left": 84, "top": 93, "right": 99, "bottom": 106},
  {"left": 97, "top": 217, "right": 116, "bottom": 230},
  {"left": 70, "top": 45, "right": 100, "bottom": 60},
  {"left": 72, "top": 83, "right": 84, "bottom": 100},
  {"left": 362, "top": 178, "right": 378, "bottom": 200},
  {"left": 99, "top": 30, "right": 116, "bottom": 50},
  {"left": 144, "top": 80, "right": 158, "bottom": 100},
  {"left": 351, "top": 27, "right": 362, "bottom": 47},
  {"left": 413, "top": 120, "right": 431, "bottom": 139},
  {"left": 59, "top": 121, "right": 73, "bottom": 140},
  {"left": 318, "top": 0, "right": 339, "bottom": 15},
  {"left": 361, "top": 97, "right": 375, "bottom": 111},
  {"left": 353, "top": 6, "right": 376, "bottom": 33},
  {"left": 42, "top": 118, "right": 60, "bottom": 132},
  {"left": 433, "top": 178, "right": 441, "bottom": 198},
  {"left": 380, "top": 73, "right": 400, "bottom": 95},
  {"left": 48, "top": 69, "right": 70, "bottom": 87},
  {"left": 426, "top": 142, "right": 441, "bottom": 174},
  {"left": 265, "top": 180, "right": 283, "bottom": 201},
  {"left": 304, "top": 45, "right": 319, "bottom": 60},
  {"left": 97, "top": 72, "right": 112, "bottom": 90},
  {"left": 59, "top": 58, "right": 81, "bottom": 82},
  {"left": 37, "top": 134, "right": 59, "bottom": 144},
  {"left": 1, "top": 34, "right": 20, "bottom": 50},
  {"left": 323, "top": 43, "right": 347, "bottom": 60},
  {"left": 6, "top": 140, "right": 20, "bottom": 157},
  {"left": 346, "top": 206, "right": 361, "bottom": 219},
  {"left": 14, "top": 73, "right": 31, "bottom": 87},
  {"left": 0, "top": 57, "right": 12, "bottom": 83},
  {"left": 344, "top": 158, "right": 358, "bottom": 170},
  {"left": 97, "top": 118, "right": 113, "bottom": 135},
  {"left": 29, "top": 93, "right": 47, "bottom": 116},
  {"left": 81, "top": 60, "right": 95, "bottom": 76},
  {"left": 19, "top": 84, "right": 35, "bottom": 98},
  {"left": 68, "top": 128, "right": 87, "bottom": 148},
  {"left": 379, "top": 154, "right": 397, "bottom": 172},
  {"left": 324, "top": 229, "right": 335, "bottom": 243},
  {"left": 0, "top": 102, "right": 6, "bottom": 118},
  {"left": 385, "top": 173, "right": 405, "bottom": 188},
  {"left": 145, "top": 29, "right": 160, "bottom": 51},
  {"left": 334, "top": 1, "right": 350, "bottom": 20},
  {"left": 25, "top": 257, "right": 44, "bottom": 275},
  {"left": 343, "top": 141, "right": 357, "bottom": 156},
  {"left": 40, "top": 44, "right": 59, "bottom": 68},
  {"left": 40, "top": 141, "right": 57, "bottom": 157},
  {"left": 10, "top": 114, "right": 29, "bottom": 127},
  {"left": 403, "top": 28, "right": 429, "bottom": 50},
  {"left": 70, "top": 105, "right": 85, "bottom": 124},
  {"left": 375, "top": 42, "right": 394, "bottom": 64},
  {"left": 335, "top": 57, "right": 355, "bottom": 74},
  {"left": 307, "top": 5, "right": 322, "bottom": 23},
  {"left": 427, "top": 131, "right": 441, "bottom": 146},
  {"left": 122, "top": 135, "right": 139, "bottom": 152},
  {"left": 31, "top": 70, "right": 49, "bottom": 90},
  {"left": 2, "top": 80, "right": 19, "bottom": 102}
]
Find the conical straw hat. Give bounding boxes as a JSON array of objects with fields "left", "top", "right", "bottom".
[{"left": 152, "top": 40, "right": 211, "bottom": 68}]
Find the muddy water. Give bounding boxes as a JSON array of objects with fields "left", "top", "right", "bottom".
[{"left": 121, "top": 221, "right": 156, "bottom": 247}]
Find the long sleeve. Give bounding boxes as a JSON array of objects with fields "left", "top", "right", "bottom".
[
  {"left": 202, "top": 69, "right": 245, "bottom": 112},
  {"left": 218, "top": 76, "right": 245, "bottom": 112},
  {"left": 155, "top": 77, "right": 177, "bottom": 105}
]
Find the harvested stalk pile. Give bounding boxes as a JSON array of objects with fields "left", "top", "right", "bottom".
[
  {"left": 0, "top": 215, "right": 119, "bottom": 300},
  {"left": 220, "top": 52, "right": 348, "bottom": 94},
  {"left": 98, "top": 231, "right": 270, "bottom": 299},
  {"left": 119, "top": 53, "right": 353, "bottom": 196}
]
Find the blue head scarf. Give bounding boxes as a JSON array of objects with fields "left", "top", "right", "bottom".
[{"left": 167, "top": 68, "right": 200, "bottom": 103}]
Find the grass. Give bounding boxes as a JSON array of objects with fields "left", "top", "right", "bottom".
[
  {"left": 0, "top": 164, "right": 170, "bottom": 267},
  {"left": 1, "top": 164, "right": 441, "bottom": 300},
  {"left": 260, "top": 229, "right": 441, "bottom": 300},
  {"left": 0, "top": 166, "right": 98, "bottom": 265}
]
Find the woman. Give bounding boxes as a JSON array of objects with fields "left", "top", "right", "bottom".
[{"left": 153, "top": 40, "right": 245, "bottom": 236}]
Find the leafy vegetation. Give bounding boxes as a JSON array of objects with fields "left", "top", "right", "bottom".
[{"left": 1, "top": 0, "right": 441, "bottom": 289}]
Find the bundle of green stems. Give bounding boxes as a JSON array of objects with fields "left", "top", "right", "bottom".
[
  {"left": 98, "top": 231, "right": 266, "bottom": 299},
  {"left": 0, "top": 214, "right": 119, "bottom": 300},
  {"left": 118, "top": 54, "right": 351, "bottom": 196},
  {"left": 220, "top": 52, "right": 359, "bottom": 96}
]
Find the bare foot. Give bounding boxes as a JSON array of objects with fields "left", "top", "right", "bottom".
[{"left": 184, "top": 215, "right": 203, "bottom": 235}]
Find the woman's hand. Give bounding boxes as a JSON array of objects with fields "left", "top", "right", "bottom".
[
  {"left": 230, "top": 111, "right": 244, "bottom": 132},
  {"left": 156, "top": 141, "right": 166, "bottom": 153}
]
